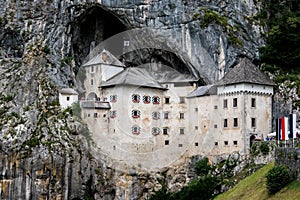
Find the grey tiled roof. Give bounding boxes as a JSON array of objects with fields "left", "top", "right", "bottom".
[
  {"left": 101, "top": 67, "right": 167, "bottom": 90},
  {"left": 82, "top": 49, "right": 124, "bottom": 67},
  {"left": 187, "top": 85, "right": 217, "bottom": 98},
  {"left": 216, "top": 58, "right": 276, "bottom": 86}
]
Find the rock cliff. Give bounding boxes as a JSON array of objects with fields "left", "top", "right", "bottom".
[{"left": 0, "top": 0, "right": 266, "bottom": 199}]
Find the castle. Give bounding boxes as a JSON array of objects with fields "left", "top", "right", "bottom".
[{"left": 61, "top": 49, "right": 275, "bottom": 170}]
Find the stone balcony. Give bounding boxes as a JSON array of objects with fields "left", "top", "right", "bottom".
[{"left": 80, "top": 100, "right": 111, "bottom": 109}]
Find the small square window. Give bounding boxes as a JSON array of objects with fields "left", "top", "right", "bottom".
[
  {"left": 224, "top": 119, "right": 228, "bottom": 128},
  {"left": 164, "top": 112, "right": 169, "bottom": 119},
  {"left": 163, "top": 128, "right": 168, "bottom": 135},
  {"left": 178, "top": 144, "right": 183, "bottom": 147},
  {"left": 233, "top": 141, "right": 238, "bottom": 145},
  {"left": 214, "top": 124, "right": 218, "bottom": 128},
  {"left": 87, "top": 114, "right": 90, "bottom": 117},
  {"left": 165, "top": 97, "right": 170, "bottom": 104},
  {"left": 233, "top": 98, "right": 238, "bottom": 107},
  {"left": 224, "top": 141, "right": 228, "bottom": 145},
  {"left": 233, "top": 118, "right": 238, "bottom": 127},
  {"left": 179, "top": 97, "right": 185, "bottom": 104},
  {"left": 165, "top": 140, "right": 169, "bottom": 145},
  {"left": 195, "top": 142, "right": 198, "bottom": 146},
  {"left": 214, "top": 105, "right": 218, "bottom": 109},
  {"left": 215, "top": 142, "right": 218, "bottom": 146},
  {"left": 223, "top": 99, "right": 228, "bottom": 108},
  {"left": 180, "top": 128, "right": 184, "bottom": 134},
  {"left": 251, "top": 98, "right": 256, "bottom": 108},
  {"left": 180, "top": 113, "right": 184, "bottom": 119},
  {"left": 66, "top": 96, "right": 70, "bottom": 101},
  {"left": 195, "top": 126, "right": 198, "bottom": 130}
]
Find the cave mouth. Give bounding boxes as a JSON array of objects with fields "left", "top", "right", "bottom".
[
  {"left": 71, "top": 6, "right": 204, "bottom": 85},
  {"left": 71, "top": 6, "right": 127, "bottom": 67}
]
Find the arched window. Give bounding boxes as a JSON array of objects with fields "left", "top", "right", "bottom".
[
  {"left": 152, "top": 96, "right": 160, "bottom": 104},
  {"left": 143, "top": 95, "right": 151, "bottom": 104},
  {"left": 132, "top": 94, "right": 140, "bottom": 103},
  {"left": 152, "top": 127, "right": 160, "bottom": 136},
  {"left": 152, "top": 112, "right": 160, "bottom": 120},
  {"left": 132, "top": 110, "right": 141, "bottom": 118},
  {"left": 132, "top": 126, "right": 141, "bottom": 135}
]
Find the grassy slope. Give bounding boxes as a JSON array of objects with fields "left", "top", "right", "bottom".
[{"left": 214, "top": 162, "right": 300, "bottom": 200}]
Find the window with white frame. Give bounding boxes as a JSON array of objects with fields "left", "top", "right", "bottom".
[
  {"left": 179, "top": 96, "right": 185, "bottom": 103},
  {"left": 110, "top": 95, "right": 117, "bottom": 103},
  {"left": 110, "top": 110, "right": 117, "bottom": 118},
  {"left": 143, "top": 95, "right": 151, "bottom": 104},
  {"left": 132, "top": 94, "right": 140, "bottom": 103},
  {"left": 152, "top": 127, "right": 160, "bottom": 136},
  {"left": 132, "top": 126, "right": 141, "bottom": 135},
  {"left": 152, "top": 96, "right": 160, "bottom": 104},
  {"left": 164, "top": 112, "right": 169, "bottom": 119},
  {"left": 179, "top": 112, "right": 184, "bottom": 119},
  {"left": 132, "top": 110, "right": 141, "bottom": 118}
]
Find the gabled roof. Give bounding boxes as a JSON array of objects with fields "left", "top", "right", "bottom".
[
  {"left": 215, "top": 58, "right": 276, "bottom": 86},
  {"left": 101, "top": 67, "right": 167, "bottom": 90},
  {"left": 82, "top": 49, "right": 124, "bottom": 67},
  {"left": 187, "top": 85, "right": 217, "bottom": 98}
]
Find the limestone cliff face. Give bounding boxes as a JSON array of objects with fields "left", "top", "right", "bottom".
[{"left": 0, "top": 0, "right": 266, "bottom": 199}]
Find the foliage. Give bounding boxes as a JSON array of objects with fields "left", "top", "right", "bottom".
[
  {"left": 259, "top": 141, "right": 270, "bottom": 155},
  {"left": 195, "top": 157, "right": 211, "bottom": 176},
  {"left": 258, "top": 0, "right": 300, "bottom": 85},
  {"left": 265, "top": 165, "right": 293, "bottom": 195},
  {"left": 71, "top": 102, "right": 82, "bottom": 119}
]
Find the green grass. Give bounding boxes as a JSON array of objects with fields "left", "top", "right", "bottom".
[{"left": 214, "top": 162, "right": 300, "bottom": 200}]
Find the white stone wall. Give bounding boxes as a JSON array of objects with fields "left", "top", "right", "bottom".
[{"left": 59, "top": 93, "right": 78, "bottom": 109}]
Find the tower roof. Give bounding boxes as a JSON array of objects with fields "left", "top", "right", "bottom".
[
  {"left": 216, "top": 58, "right": 276, "bottom": 86},
  {"left": 82, "top": 49, "right": 124, "bottom": 67}
]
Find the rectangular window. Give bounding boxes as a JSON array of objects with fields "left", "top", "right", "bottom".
[
  {"left": 195, "top": 142, "right": 198, "bottom": 146},
  {"left": 165, "top": 140, "right": 169, "bottom": 145},
  {"left": 214, "top": 124, "right": 218, "bottom": 128},
  {"left": 91, "top": 79, "right": 94, "bottom": 85},
  {"left": 224, "top": 119, "right": 228, "bottom": 128},
  {"left": 195, "top": 108, "right": 198, "bottom": 112},
  {"left": 91, "top": 66, "right": 94, "bottom": 73},
  {"left": 178, "top": 144, "right": 183, "bottom": 147},
  {"left": 251, "top": 98, "right": 256, "bottom": 108},
  {"left": 233, "top": 98, "right": 238, "bottom": 107},
  {"left": 215, "top": 142, "right": 218, "bottom": 146},
  {"left": 224, "top": 141, "right": 228, "bottom": 145},
  {"left": 164, "top": 112, "right": 169, "bottom": 119},
  {"left": 195, "top": 126, "right": 198, "bottom": 130},
  {"left": 180, "top": 128, "right": 184, "bottom": 134},
  {"left": 233, "top": 141, "right": 238, "bottom": 145},
  {"left": 163, "top": 128, "right": 168, "bottom": 135},
  {"left": 214, "top": 105, "right": 218, "bottom": 109},
  {"left": 179, "top": 97, "right": 185, "bottom": 104},
  {"left": 94, "top": 113, "right": 98, "bottom": 118},
  {"left": 233, "top": 118, "right": 238, "bottom": 127},
  {"left": 179, "top": 113, "right": 184, "bottom": 119},
  {"left": 251, "top": 118, "right": 256, "bottom": 128},
  {"left": 165, "top": 97, "right": 170, "bottom": 104},
  {"left": 223, "top": 99, "right": 228, "bottom": 108},
  {"left": 66, "top": 96, "right": 70, "bottom": 101}
]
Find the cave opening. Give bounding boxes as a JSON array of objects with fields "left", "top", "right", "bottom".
[
  {"left": 71, "top": 6, "right": 127, "bottom": 67},
  {"left": 71, "top": 6, "right": 205, "bottom": 85}
]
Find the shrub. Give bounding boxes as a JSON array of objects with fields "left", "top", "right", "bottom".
[
  {"left": 265, "top": 165, "right": 293, "bottom": 195},
  {"left": 259, "top": 141, "right": 270, "bottom": 155},
  {"left": 195, "top": 157, "right": 211, "bottom": 176}
]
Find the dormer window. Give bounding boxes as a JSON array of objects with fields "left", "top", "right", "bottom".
[
  {"left": 143, "top": 95, "right": 151, "bottom": 104},
  {"left": 152, "top": 96, "right": 160, "bottom": 104},
  {"left": 132, "top": 94, "right": 140, "bottom": 103},
  {"left": 132, "top": 110, "right": 141, "bottom": 118}
]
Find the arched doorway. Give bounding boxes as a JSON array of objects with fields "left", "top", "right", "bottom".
[{"left": 86, "top": 92, "right": 98, "bottom": 100}]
